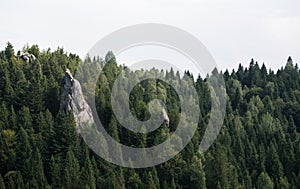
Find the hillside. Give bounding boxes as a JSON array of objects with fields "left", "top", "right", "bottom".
[{"left": 0, "top": 43, "right": 300, "bottom": 189}]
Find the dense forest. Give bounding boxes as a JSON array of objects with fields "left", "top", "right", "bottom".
[{"left": 0, "top": 42, "right": 300, "bottom": 189}]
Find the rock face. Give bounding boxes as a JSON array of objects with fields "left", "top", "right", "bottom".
[
  {"left": 18, "top": 52, "right": 36, "bottom": 62},
  {"left": 162, "top": 107, "right": 169, "bottom": 126},
  {"left": 60, "top": 69, "right": 94, "bottom": 133}
]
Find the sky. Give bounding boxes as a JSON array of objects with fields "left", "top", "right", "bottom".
[{"left": 0, "top": 0, "right": 299, "bottom": 72}]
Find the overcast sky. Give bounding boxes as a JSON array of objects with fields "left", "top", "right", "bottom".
[{"left": 1, "top": 0, "right": 299, "bottom": 72}]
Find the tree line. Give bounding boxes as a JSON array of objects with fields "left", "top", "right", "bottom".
[{"left": 0, "top": 42, "right": 299, "bottom": 188}]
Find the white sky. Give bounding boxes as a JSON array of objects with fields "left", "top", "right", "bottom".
[{"left": 1, "top": 0, "right": 299, "bottom": 72}]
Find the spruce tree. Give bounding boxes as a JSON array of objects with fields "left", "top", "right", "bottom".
[{"left": 257, "top": 172, "right": 274, "bottom": 189}]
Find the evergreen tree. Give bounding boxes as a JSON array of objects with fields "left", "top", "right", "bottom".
[
  {"left": 256, "top": 172, "right": 274, "bottom": 189},
  {"left": 4, "top": 42, "right": 14, "bottom": 60},
  {"left": 186, "top": 155, "right": 206, "bottom": 189},
  {"left": 49, "top": 156, "right": 61, "bottom": 188},
  {"left": 0, "top": 174, "right": 5, "bottom": 189},
  {"left": 50, "top": 112, "right": 77, "bottom": 156},
  {"left": 127, "top": 169, "right": 142, "bottom": 189},
  {"left": 80, "top": 152, "right": 96, "bottom": 189},
  {"left": 17, "top": 106, "right": 33, "bottom": 133},
  {"left": 145, "top": 172, "right": 158, "bottom": 189},
  {"left": 63, "top": 149, "right": 80, "bottom": 189},
  {"left": 15, "top": 127, "right": 32, "bottom": 177},
  {"left": 31, "top": 148, "right": 47, "bottom": 188}
]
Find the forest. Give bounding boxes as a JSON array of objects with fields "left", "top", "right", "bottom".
[{"left": 0, "top": 42, "right": 300, "bottom": 189}]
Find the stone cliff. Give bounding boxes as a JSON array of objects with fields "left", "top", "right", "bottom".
[{"left": 60, "top": 69, "right": 94, "bottom": 133}]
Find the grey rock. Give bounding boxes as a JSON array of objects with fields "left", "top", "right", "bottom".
[
  {"left": 60, "top": 69, "right": 94, "bottom": 133},
  {"left": 162, "top": 107, "right": 169, "bottom": 126},
  {"left": 19, "top": 52, "right": 36, "bottom": 62}
]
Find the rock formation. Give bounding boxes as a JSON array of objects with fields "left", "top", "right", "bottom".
[
  {"left": 162, "top": 107, "right": 169, "bottom": 126},
  {"left": 18, "top": 52, "right": 36, "bottom": 62},
  {"left": 60, "top": 69, "right": 95, "bottom": 133}
]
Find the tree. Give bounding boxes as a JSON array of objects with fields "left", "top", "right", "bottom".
[
  {"left": 107, "top": 116, "right": 124, "bottom": 164},
  {"left": 63, "top": 150, "right": 80, "bottom": 189},
  {"left": 256, "top": 172, "right": 274, "bottom": 189},
  {"left": 8, "top": 106, "right": 17, "bottom": 131},
  {"left": 4, "top": 42, "right": 14, "bottom": 60},
  {"left": 126, "top": 170, "right": 142, "bottom": 189},
  {"left": 17, "top": 106, "right": 33, "bottom": 133},
  {"left": 186, "top": 155, "right": 206, "bottom": 189},
  {"left": 5, "top": 171, "right": 24, "bottom": 189},
  {"left": 79, "top": 151, "right": 96, "bottom": 189},
  {"left": 15, "top": 127, "right": 32, "bottom": 177},
  {"left": 0, "top": 103, "right": 8, "bottom": 131},
  {"left": 30, "top": 149, "right": 47, "bottom": 188},
  {"left": 205, "top": 144, "right": 230, "bottom": 189},
  {"left": 2, "top": 67, "right": 15, "bottom": 106},
  {"left": 145, "top": 172, "right": 157, "bottom": 189},
  {"left": 50, "top": 112, "right": 77, "bottom": 156},
  {"left": 1, "top": 129, "right": 16, "bottom": 172},
  {"left": 49, "top": 156, "right": 61, "bottom": 188},
  {"left": 266, "top": 142, "right": 283, "bottom": 186},
  {"left": 28, "top": 44, "right": 40, "bottom": 58},
  {"left": 0, "top": 174, "right": 5, "bottom": 189}
]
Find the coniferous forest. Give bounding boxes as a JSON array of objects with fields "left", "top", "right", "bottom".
[{"left": 0, "top": 42, "right": 300, "bottom": 189}]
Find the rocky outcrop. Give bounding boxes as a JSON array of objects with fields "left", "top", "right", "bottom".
[
  {"left": 18, "top": 52, "right": 36, "bottom": 62},
  {"left": 60, "top": 69, "right": 94, "bottom": 133},
  {"left": 162, "top": 107, "right": 169, "bottom": 126}
]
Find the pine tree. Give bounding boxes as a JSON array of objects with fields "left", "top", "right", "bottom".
[
  {"left": 145, "top": 172, "right": 157, "bottom": 189},
  {"left": 8, "top": 106, "right": 17, "bottom": 131},
  {"left": 256, "top": 172, "right": 274, "bottom": 189},
  {"left": 4, "top": 171, "right": 24, "bottom": 189},
  {"left": 80, "top": 152, "right": 96, "bottom": 189},
  {"left": 31, "top": 148, "right": 47, "bottom": 188},
  {"left": 0, "top": 132, "right": 7, "bottom": 174},
  {"left": 25, "top": 60, "right": 44, "bottom": 115},
  {"left": 63, "top": 150, "right": 80, "bottom": 189},
  {"left": 1, "top": 129, "right": 16, "bottom": 172},
  {"left": 3, "top": 67, "right": 15, "bottom": 106},
  {"left": 17, "top": 106, "right": 33, "bottom": 133},
  {"left": 49, "top": 156, "right": 61, "bottom": 188},
  {"left": 171, "top": 177, "right": 176, "bottom": 189},
  {"left": 50, "top": 112, "right": 77, "bottom": 156},
  {"left": 4, "top": 42, "right": 14, "bottom": 60},
  {"left": 266, "top": 142, "right": 283, "bottom": 186},
  {"left": 108, "top": 116, "right": 123, "bottom": 164},
  {"left": 15, "top": 127, "right": 32, "bottom": 177},
  {"left": 0, "top": 103, "right": 8, "bottom": 131},
  {"left": 186, "top": 155, "right": 206, "bottom": 189},
  {"left": 0, "top": 174, "right": 5, "bottom": 189},
  {"left": 127, "top": 170, "right": 142, "bottom": 189}
]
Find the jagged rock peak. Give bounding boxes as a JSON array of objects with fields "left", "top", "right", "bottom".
[{"left": 60, "top": 68, "right": 94, "bottom": 133}]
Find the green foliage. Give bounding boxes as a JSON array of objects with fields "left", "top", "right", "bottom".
[
  {"left": 50, "top": 112, "right": 77, "bottom": 156},
  {"left": 0, "top": 174, "right": 5, "bottom": 189},
  {"left": 0, "top": 44, "right": 299, "bottom": 188},
  {"left": 257, "top": 172, "right": 274, "bottom": 189},
  {"left": 63, "top": 150, "right": 80, "bottom": 188}
]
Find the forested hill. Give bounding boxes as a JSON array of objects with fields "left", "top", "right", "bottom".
[{"left": 0, "top": 43, "right": 300, "bottom": 189}]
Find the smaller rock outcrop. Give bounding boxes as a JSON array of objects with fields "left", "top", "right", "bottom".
[
  {"left": 18, "top": 52, "right": 36, "bottom": 62},
  {"left": 162, "top": 107, "right": 169, "bottom": 126}
]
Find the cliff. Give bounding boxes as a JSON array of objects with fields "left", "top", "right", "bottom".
[{"left": 60, "top": 69, "right": 94, "bottom": 133}]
